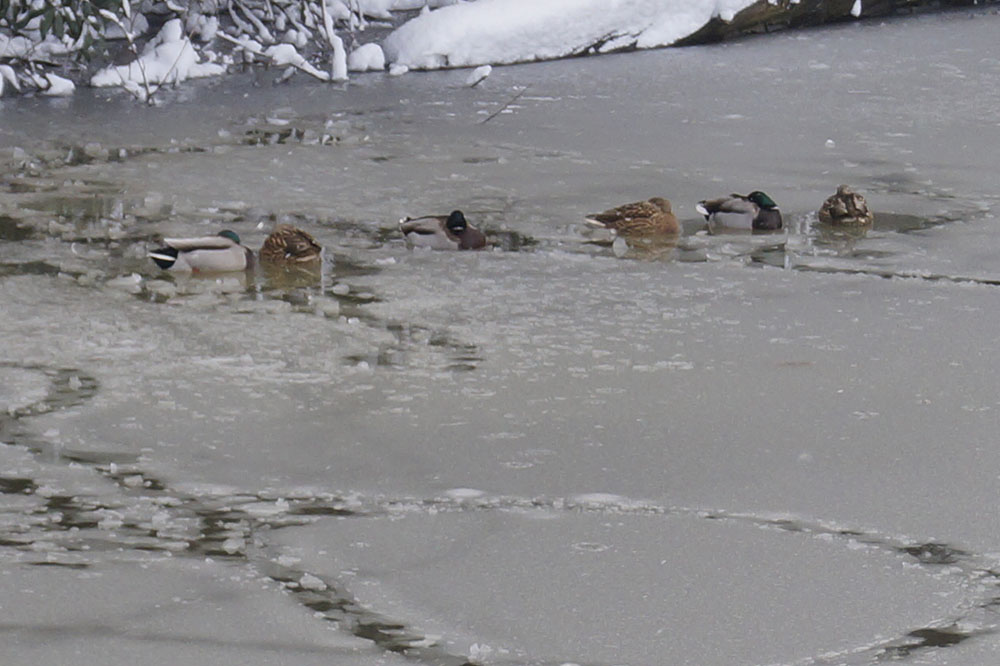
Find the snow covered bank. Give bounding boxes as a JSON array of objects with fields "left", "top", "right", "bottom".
[
  {"left": 383, "top": 0, "right": 758, "bottom": 69},
  {"left": 380, "top": 0, "right": 929, "bottom": 70},
  {"left": 90, "top": 20, "right": 225, "bottom": 95}
]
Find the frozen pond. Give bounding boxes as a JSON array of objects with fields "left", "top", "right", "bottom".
[{"left": 3, "top": 8, "right": 1000, "bottom": 666}]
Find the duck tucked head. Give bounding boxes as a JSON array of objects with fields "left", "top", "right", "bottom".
[
  {"left": 218, "top": 229, "right": 241, "bottom": 243},
  {"left": 399, "top": 209, "right": 486, "bottom": 250},
  {"left": 647, "top": 197, "right": 673, "bottom": 214},
  {"left": 446, "top": 210, "right": 468, "bottom": 232},
  {"left": 746, "top": 191, "right": 778, "bottom": 209}
]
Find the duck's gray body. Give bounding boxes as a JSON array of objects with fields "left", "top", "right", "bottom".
[
  {"left": 696, "top": 191, "right": 783, "bottom": 231},
  {"left": 399, "top": 210, "right": 486, "bottom": 250},
  {"left": 149, "top": 230, "right": 254, "bottom": 273}
]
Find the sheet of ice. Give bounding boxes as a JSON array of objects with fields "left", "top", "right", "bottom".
[
  {"left": 383, "top": 0, "right": 756, "bottom": 68},
  {"left": 273, "top": 511, "right": 963, "bottom": 664},
  {"left": 0, "top": 368, "right": 49, "bottom": 416},
  {"left": 0, "top": 558, "right": 406, "bottom": 666},
  {"left": 3, "top": 8, "right": 1000, "bottom": 666}
]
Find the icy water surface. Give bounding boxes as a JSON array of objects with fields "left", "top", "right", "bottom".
[{"left": 3, "top": 8, "right": 1000, "bottom": 666}]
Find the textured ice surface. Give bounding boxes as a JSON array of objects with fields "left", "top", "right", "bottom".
[
  {"left": 2, "top": 9, "right": 1000, "bottom": 666},
  {"left": 272, "top": 510, "right": 963, "bottom": 665},
  {"left": 0, "top": 558, "right": 405, "bottom": 666}
]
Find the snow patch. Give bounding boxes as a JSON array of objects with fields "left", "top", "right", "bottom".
[
  {"left": 383, "top": 0, "right": 757, "bottom": 70},
  {"left": 348, "top": 43, "right": 386, "bottom": 72},
  {"left": 465, "top": 64, "right": 492, "bottom": 86},
  {"left": 90, "top": 19, "right": 226, "bottom": 90},
  {"left": 36, "top": 73, "right": 75, "bottom": 97}
]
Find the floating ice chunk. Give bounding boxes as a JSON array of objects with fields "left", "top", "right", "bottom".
[
  {"left": 245, "top": 500, "right": 290, "bottom": 517},
  {"left": 222, "top": 537, "right": 244, "bottom": 554},
  {"left": 825, "top": 138, "right": 836, "bottom": 148},
  {"left": 466, "top": 64, "right": 492, "bottom": 87},
  {"left": 98, "top": 511, "right": 125, "bottom": 530},
  {"left": 572, "top": 492, "right": 627, "bottom": 507},
  {"left": 348, "top": 43, "right": 386, "bottom": 72},
  {"left": 122, "top": 475, "right": 144, "bottom": 488},
  {"left": 445, "top": 488, "right": 486, "bottom": 499},
  {"left": 277, "top": 554, "right": 301, "bottom": 567},
  {"left": 299, "top": 573, "right": 328, "bottom": 590},
  {"left": 388, "top": 63, "right": 409, "bottom": 76},
  {"left": 469, "top": 644, "right": 493, "bottom": 660},
  {"left": 106, "top": 273, "right": 144, "bottom": 293},
  {"left": 403, "top": 636, "right": 440, "bottom": 648}
]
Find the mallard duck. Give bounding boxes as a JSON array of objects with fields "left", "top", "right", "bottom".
[
  {"left": 696, "top": 191, "right": 783, "bottom": 230},
  {"left": 399, "top": 210, "right": 486, "bottom": 250},
  {"left": 149, "top": 230, "right": 254, "bottom": 273},
  {"left": 818, "top": 185, "right": 873, "bottom": 226},
  {"left": 585, "top": 197, "right": 680, "bottom": 236},
  {"left": 260, "top": 225, "right": 323, "bottom": 264}
]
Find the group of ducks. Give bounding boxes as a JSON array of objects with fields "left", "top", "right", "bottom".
[
  {"left": 147, "top": 185, "right": 873, "bottom": 273},
  {"left": 586, "top": 185, "right": 872, "bottom": 236}
]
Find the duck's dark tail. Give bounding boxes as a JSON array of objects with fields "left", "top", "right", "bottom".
[{"left": 148, "top": 246, "right": 179, "bottom": 270}]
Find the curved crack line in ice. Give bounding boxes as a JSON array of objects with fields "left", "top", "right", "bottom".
[
  {"left": 794, "top": 263, "right": 1000, "bottom": 287},
  {"left": 3, "top": 365, "right": 1000, "bottom": 665},
  {"left": 0, "top": 362, "right": 99, "bottom": 419}
]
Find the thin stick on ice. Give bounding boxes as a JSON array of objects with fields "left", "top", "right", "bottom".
[{"left": 480, "top": 85, "right": 529, "bottom": 124}]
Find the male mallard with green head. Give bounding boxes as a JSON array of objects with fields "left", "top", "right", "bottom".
[
  {"left": 399, "top": 210, "right": 486, "bottom": 250},
  {"left": 149, "top": 230, "right": 254, "bottom": 273},
  {"left": 696, "top": 191, "right": 783, "bottom": 231},
  {"left": 260, "top": 225, "right": 323, "bottom": 264},
  {"left": 585, "top": 197, "right": 680, "bottom": 236},
  {"left": 818, "top": 185, "right": 873, "bottom": 226}
]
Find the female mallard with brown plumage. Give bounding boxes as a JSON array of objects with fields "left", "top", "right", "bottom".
[
  {"left": 818, "top": 185, "right": 873, "bottom": 226},
  {"left": 585, "top": 197, "right": 680, "bottom": 236},
  {"left": 149, "top": 230, "right": 254, "bottom": 273},
  {"left": 259, "top": 225, "right": 323, "bottom": 264}
]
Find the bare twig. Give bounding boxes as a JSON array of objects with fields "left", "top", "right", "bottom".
[
  {"left": 232, "top": 0, "right": 273, "bottom": 43},
  {"left": 98, "top": 6, "right": 153, "bottom": 103},
  {"left": 480, "top": 85, "right": 529, "bottom": 124}
]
